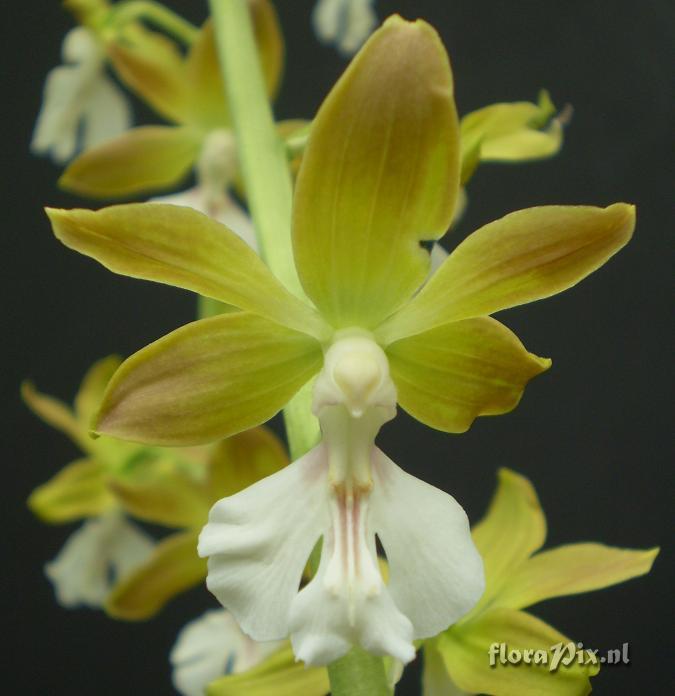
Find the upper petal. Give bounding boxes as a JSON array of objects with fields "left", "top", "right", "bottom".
[
  {"left": 95, "top": 312, "right": 323, "bottom": 446},
  {"left": 369, "top": 449, "right": 484, "bottom": 639},
  {"left": 292, "top": 15, "right": 460, "bottom": 329},
  {"left": 470, "top": 468, "right": 546, "bottom": 614},
  {"left": 199, "top": 446, "right": 330, "bottom": 641},
  {"left": 46, "top": 203, "right": 328, "bottom": 338},
  {"left": 497, "top": 542, "right": 659, "bottom": 610},
  {"left": 386, "top": 317, "right": 550, "bottom": 433},
  {"left": 59, "top": 126, "right": 201, "bottom": 199},
  {"left": 379, "top": 204, "right": 635, "bottom": 343}
]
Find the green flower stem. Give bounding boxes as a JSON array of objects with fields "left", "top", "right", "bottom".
[
  {"left": 208, "top": 2, "right": 390, "bottom": 694},
  {"left": 111, "top": 1, "right": 199, "bottom": 45}
]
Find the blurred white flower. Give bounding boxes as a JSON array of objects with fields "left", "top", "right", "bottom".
[
  {"left": 152, "top": 130, "right": 258, "bottom": 250},
  {"left": 31, "top": 27, "right": 132, "bottom": 163},
  {"left": 45, "top": 511, "right": 154, "bottom": 608},
  {"left": 171, "top": 609, "right": 282, "bottom": 696},
  {"left": 312, "top": 0, "right": 378, "bottom": 55}
]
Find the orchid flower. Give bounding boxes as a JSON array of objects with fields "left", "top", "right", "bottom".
[
  {"left": 312, "top": 0, "right": 378, "bottom": 55},
  {"left": 31, "top": 26, "right": 132, "bottom": 164},
  {"left": 58, "top": 1, "right": 283, "bottom": 217},
  {"left": 171, "top": 609, "right": 284, "bottom": 696},
  {"left": 24, "top": 356, "right": 287, "bottom": 615},
  {"left": 422, "top": 469, "right": 659, "bottom": 696},
  {"left": 46, "top": 16, "right": 634, "bottom": 665}
]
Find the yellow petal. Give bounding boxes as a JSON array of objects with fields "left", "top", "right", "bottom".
[
  {"left": 106, "top": 530, "right": 205, "bottom": 620},
  {"left": 46, "top": 204, "right": 327, "bottom": 338},
  {"left": 109, "top": 457, "right": 211, "bottom": 528},
  {"left": 470, "top": 468, "right": 546, "bottom": 613},
  {"left": 379, "top": 204, "right": 635, "bottom": 343},
  {"left": 498, "top": 543, "right": 659, "bottom": 610},
  {"left": 460, "top": 91, "right": 562, "bottom": 169},
  {"left": 21, "top": 381, "right": 83, "bottom": 450},
  {"left": 95, "top": 312, "right": 323, "bottom": 446},
  {"left": 207, "top": 644, "right": 329, "bottom": 696},
  {"left": 28, "top": 458, "right": 116, "bottom": 523},
  {"left": 59, "top": 126, "right": 202, "bottom": 198},
  {"left": 387, "top": 317, "right": 550, "bottom": 433},
  {"left": 293, "top": 15, "right": 460, "bottom": 329},
  {"left": 207, "top": 426, "right": 288, "bottom": 501},
  {"left": 440, "top": 608, "right": 597, "bottom": 696},
  {"left": 106, "top": 28, "right": 191, "bottom": 124},
  {"left": 74, "top": 355, "right": 121, "bottom": 426}
]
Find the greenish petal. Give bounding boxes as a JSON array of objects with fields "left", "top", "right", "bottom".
[
  {"left": 498, "top": 543, "right": 659, "bottom": 610},
  {"left": 28, "top": 458, "right": 116, "bottom": 523},
  {"left": 387, "top": 317, "right": 550, "bottom": 433},
  {"left": 21, "top": 381, "right": 84, "bottom": 450},
  {"left": 206, "top": 426, "right": 288, "bottom": 501},
  {"left": 59, "top": 126, "right": 202, "bottom": 198},
  {"left": 469, "top": 469, "right": 546, "bottom": 614},
  {"left": 106, "top": 530, "right": 205, "bottom": 620},
  {"left": 207, "top": 645, "right": 329, "bottom": 696},
  {"left": 46, "top": 204, "right": 328, "bottom": 339},
  {"left": 379, "top": 204, "right": 635, "bottom": 343},
  {"left": 95, "top": 312, "right": 323, "bottom": 446},
  {"left": 74, "top": 355, "right": 122, "bottom": 427},
  {"left": 440, "top": 608, "right": 597, "bottom": 696},
  {"left": 293, "top": 15, "right": 460, "bottom": 329}
]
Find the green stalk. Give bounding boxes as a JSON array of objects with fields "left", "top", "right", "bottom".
[
  {"left": 111, "top": 1, "right": 199, "bottom": 45},
  {"left": 208, "top": 2, "right": 390, "bottom": 694}
]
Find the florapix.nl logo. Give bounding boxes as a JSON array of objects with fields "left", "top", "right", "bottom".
[{"left": 488, "top": 642, "right": 630, "bottom": 672}]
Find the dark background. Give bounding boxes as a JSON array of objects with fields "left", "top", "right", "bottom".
[{"left": 4, "top": 1, "right": 672, "bottom": 694}]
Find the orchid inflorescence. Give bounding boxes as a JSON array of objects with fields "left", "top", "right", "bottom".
[{"left": 26, "top": 1, "right": 656, "bottom": 695}]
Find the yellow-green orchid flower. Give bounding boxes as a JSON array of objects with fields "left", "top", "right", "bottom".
[
  {"left": 423, "top": 469, "right": 658, "bottom": 696},
  {"left": 46, "top": 15, "right": 633, "bottom": 666},
  {"left": 25, "top": 355, "right": 287, "bottom": 613},
  {"left": 459, "top": 90, "right": 565, "bottom": 185},
  {"left": 59, "top": 0, "right": 283, "bottom": 229}
]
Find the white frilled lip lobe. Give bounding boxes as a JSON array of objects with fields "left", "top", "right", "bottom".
[
  {"left": 198, "top": 442, "right": 484, "bottom": 666},
  {"left": 198, "top": 333, "right": 484, "bottom": 665}
]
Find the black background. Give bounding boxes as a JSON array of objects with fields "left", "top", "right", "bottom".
[{"left": 4, "top": 1, "right": 672, "bottom": 694}]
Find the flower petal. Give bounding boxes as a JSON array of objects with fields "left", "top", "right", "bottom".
[
  {"left": 387, "top": 317, "right": 550, "bottom": 433},
  {"left": 46, "top": 204, "right": 327, "bottom": 338},
  {"left": 172, "top": 609, "right": 283, "bottom": 696},
  {"left": 81, "top": 74, "right": 133, "bottom": 150},
  {"left": 46, "top": 512, "right": 154, "bottom": 608},
  {"left": 207, "top": 644, "right": 329, "bottom": 696},
  {"left": 498, "top": 543, "right": 659, "bottom": 610},
  {"left": 106, "top": 530, "right": 205, "bottom": 619},
  {"left": 470, "top": 468, "right": 546, "bottom": 613},
  {"left": 199, "top": 446, "right": 330, "bottom": 641},
  {"left": 95, "top": 311, "right": 322, "bottom": 446},
  {"left": 21, "top": 380, "right": 83, "bottom": 449},
  {"left": 378, "top": 204, "right": 635, "bottom": 343},
  {"left": 59, "top": 126, "right": 201, "bottom": 198},
  {"left": 28, "top": 457, "right": 116, "bottom": 523},
  {"left": 439, "top": 608, "right": 597, "bottom": 696},
  {"left": 73, "top": 355, "right": 121, "bottom": 426},
  {"left": 206, "top": 426, "right": 289, "bottom": 501},
  {"left": 293, "top": 16, "right": 461, "bottom": 329},
  {"left": 422, "top": 642, "right": 469, "bottom": 696},
  {"left": 107, "top": 28, "right": 191, "bottom": 124},
  {"left": 369, "top": 449, "right": 484, "bottom": 639},
  {"left": 460, "top": 91, "right": 562, "bottom": 172}
]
